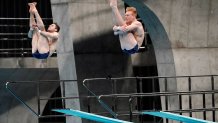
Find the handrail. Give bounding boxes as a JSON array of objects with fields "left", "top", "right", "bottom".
[
  {"left": 0, "top": 33, "right": 27, "bottom": 35},
  {"left": 5, "top": 80, "right": 78, "bottom": 117},
  {"left": 6, "top": 80, "right": 77, "bottom": 84},
  {"left": 0, "top": 51, "right": 56, "bottom": 55},
  {"left": 83, "top": 75, "right": 218, "bottom": 83},
  {"left": 5, "top": 82, "right": 39, "bottom": 117},
  {"left": 0, "top": 48, "right": 32, "bottom": 55},
  {"left": 82, "top": 75, "right": 218, "bottom": 93},
  {"left": 97, "top": 90, "right": 218, "bottom": 99},
  {"left": 0, "top": 18, "right": 52, "bottom": 20},
  {"left": 0, "top": 52, "right": 32, "bottom": 55},
  {"left": 5, "top": 75, "right": 218, "bottom": 122},
  {"left": 0, "top": 24, "right": 28, "bottom": 27},
  {"left": 0, "top": 48, "right": 31, "bottom": 51},
  {"left": 83, "top": 75, "right": 218, "bottom": 122},
  {"left": 39, "top": 95, "right": 96, "bottom": 101},
  {"left": 129, "top": 107, "right": 218, "bottom": 114},
  {"left": 0, "top": 38, "right": 29, "bottom": 40},
  {"left": 83, "top": 78, "right": 118, "bottom": 118}
]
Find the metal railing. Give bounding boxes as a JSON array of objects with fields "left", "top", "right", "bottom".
[
  {"left": 82, "top": 75, "right": 218, "bottom": 122},
  {"left": 5, "top": 80, "right": 80, "bottom": 118},
  {"left": 5, "top": 75, "right": 218, "bottom": 123},
  {"left": 0, "top": 18, "right": 53, "bottom": 57}
]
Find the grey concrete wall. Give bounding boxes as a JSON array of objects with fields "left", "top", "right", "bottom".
[
  {"left": 0, "top": 57, "right": 58, "bottom": 68},
  {"left": 0, "top": 68, "right": 59, "bottom": 123},
  {"left": 0, "top": 0, "right": 217, "bottom": 123},
  {"left": 144, "top": 0, "right": 218, "bottom": 75},
  {"left": 144, "top": 0, "right": 218, "bottom": 122},
  {"left": 1, "top": 0, "right": 216, "bottom": 122}
]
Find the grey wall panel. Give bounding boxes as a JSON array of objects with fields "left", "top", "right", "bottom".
[{"left": 0, "top": 68, "right": 59, "bottom": 123}]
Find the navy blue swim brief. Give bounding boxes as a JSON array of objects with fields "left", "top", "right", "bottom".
[
  {"left": 122, "top": 44, "right": 139, "bottom": 55},
  {"left": 32, "top": 50, "right": 49, "bottom": 59}
]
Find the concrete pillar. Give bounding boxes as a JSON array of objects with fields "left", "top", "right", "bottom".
[{"left": 50, "top": 0, "right": 82, "bottom": 123}]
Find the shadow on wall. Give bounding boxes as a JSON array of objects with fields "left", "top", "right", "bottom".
[
  {"left": 73, "top": 30, "right": 123, "bottom": 54},
  {"left": 72, "top": 30, "right": 137, "bottom": 116},
  {"left": 73, "top": 30, "right": 133, "bottom": 80}
]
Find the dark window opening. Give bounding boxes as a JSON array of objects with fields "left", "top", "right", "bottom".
[
  {"left": 124, "top": 3, "right": 162, "bottom": 122},
  {"left": 39, "top": 86, "right": 66, "bottom": 123},
  {"left": 0, "top": 0, "right": 55, "bottom": 57},
  {"left": 133, "top": 66, "right": 162, "bottom": 122}
]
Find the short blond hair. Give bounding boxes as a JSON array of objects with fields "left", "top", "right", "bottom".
[{"left": 126, "top": 7, "right": 137, "bottom": 17}]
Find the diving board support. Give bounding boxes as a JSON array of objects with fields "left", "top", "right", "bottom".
[
  {"left": 53, "top": 109, "right": 133, "bottom": 123},
  {"left": 142, "top": 111, "right": 215, "bottom": 123},
  {"left": 5, "top": 82, "right": 39, "bottom": 117}
]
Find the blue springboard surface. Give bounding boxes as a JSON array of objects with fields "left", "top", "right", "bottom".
[
  {"left": 53, "top": 109, "right": 216, "bottom": 123},
  {"left": 142, "top": 111, "right": 215, "bottom": 123},
  {"left": 53, "top": 109, "right": 133, "bottom": 123}
]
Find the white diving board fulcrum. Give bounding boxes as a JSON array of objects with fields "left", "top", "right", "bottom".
[
  {"left": 52, "top": 109, "right": 133, "bottom": 123},
  {"left": 142, "top": 111, "right": 216, "bottom": 123}
]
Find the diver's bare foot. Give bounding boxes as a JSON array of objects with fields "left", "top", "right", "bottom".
[
  {"left": 28, "top": 2, "right": 37, "bottom": 13},
  {"left": 28, "top": 2, "right": 37, "bottom": 6},
  {"left": 32, "top": 2, "right": 37, "bottom": 6},
  {"left": 109, "top": 0, "right": 117, "bottom": 8},
  {"left": 31, "top": 8, "right": 38, "bottom": 14}
]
